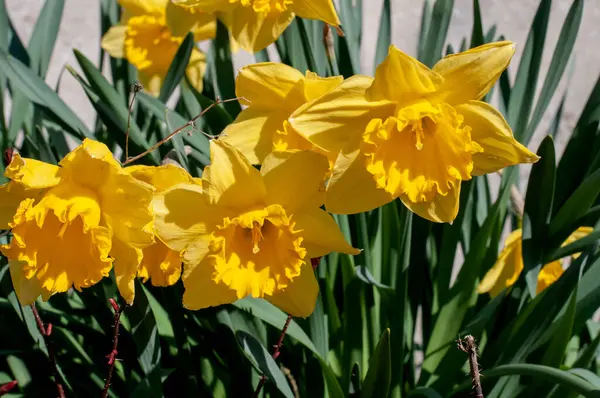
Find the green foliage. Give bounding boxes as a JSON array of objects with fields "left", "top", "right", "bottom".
[{"left": 0, "top": 0, "right": 598, "bottom": 397}]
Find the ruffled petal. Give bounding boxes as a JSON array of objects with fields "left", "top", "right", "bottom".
[
  {"left": 399, "top": 181, "right": 461, "bottom": 223},
  {"left": 266, "top": 261, "right": 319, "bottom": 317},
  {"left": 289, "top": 75, "right": 396, "bottom": 153},
  {"left": 433, "top": 41, "right": 515, "bottom": 104},
  {"left": 235, "top": 62, "right": 305, "bottom": 109},
  {"left": 204, "top": 140, "right": 267, "bottom": 208},
  {"left": 456, "top": 101, "right": 539, "bottom": 175},
  {"left": 366, "top": 45, "right": 443, "bottom": 103},
  {"left": 220, "top": 108, "right": 289, "bottom": 164},
  {"left": 139, "top": 240, "right": 182, "bottom": 286},
  {"left": 221, "top": 6, "right": 294, "bottom": 53},
  {"left": 9, "top": 260, "right": 44, "bottom": 306},
  {"left": 5, "top": 153, "right": 60, "bottom": 189},
  {"left": 101, "top": 25, "right": 127, "bottom": 58},
  {"left": 325, "top": 146, "right": 395, "bottom": 215},
  {"left": 293, "top": 207, "right": 359, "bottom": 258},
  {"left": 111, "top": 238, "right": 143, "bottom": 305},
  {"left": 261, "top": 150, "right": 329, "bottom": 213},
  {"left": 182, "top": 255, "right": 238, "bottom": 310},
  {"left": 118, "top": 0, "right": 167, "bottom": 17},
  {"left": 292, "top": 0, "right": 340, "bottom": 26},
  {"left": 153, "top": 183, "right": 222, "bottom": 252},
  {"left": 0, "top": 182, "right": 44, "bottom": 229}
]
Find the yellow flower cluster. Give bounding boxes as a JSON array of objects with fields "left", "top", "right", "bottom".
[{"left": 2, "top": 37, "right": 590, "bottom": 316}]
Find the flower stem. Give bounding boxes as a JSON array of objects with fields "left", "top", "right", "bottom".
[
  {"left": 102, "top": 298, "right": 125, "bottom": 398},
  {"left": 30, "top": 303, "right": 65, "bottom": 398},
  {"left": 457, "top": 335, "right": 484, "bottom": 398}
]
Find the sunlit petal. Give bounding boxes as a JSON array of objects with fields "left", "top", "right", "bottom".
[
  {"left": 182, "top": 255, "right": 238, "bottom": 310},
  {"left": 101, "top": 25, "right": 127, "bottom": 58},
  {"left": 292, "top": 0, "right": 340, "bottom": 26},
  {"left": 5, "top": 153, "right": 60, "bottom": 189},
  {"left": 235, "top": 62, "right": 305, "bottom": 109},
  {"left": 400, "top": 182, "right": 461, "bottom": 224},
  {"left": 111, "top": 238, "right": 142, "bottom": 305},
  {"left": 266, "top": 261, "right": 319, "bottom": 317},
  {"left": 477, "top": 229, "right": 523, "bottom": 297}
]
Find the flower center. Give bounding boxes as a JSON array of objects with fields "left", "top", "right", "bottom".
[
  {"left": 235, "top": 0, "right": 293, "bottom": 14},
  {"left": 361, "top": 102, "right": 482, "bottom": 203},
  {"left": 207, "top": 204, "right": 306, "bottom": 299},
  {"left": 124, "top": 15, "right": 182, "bottom": 75}
]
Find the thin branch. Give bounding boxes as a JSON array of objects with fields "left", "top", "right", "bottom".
[
  {"left": 125, "top": 81, "right": 143, "bottom": 161},
  {"left": 0, "top": 381, "right": 18, "bottom": 396},
  {"left": 30, "top": 303, "right": 65, "bottom": 398},
  {"left": 252, "top": 315, "right": 294, "bottom": 398},
  {"left": 123, "top": 97, "right": 243, "bottom": 166},
  {"left": 102, "top": 298, "right": 125, "bottom": 398},
  {"left": 457, "top": 335, "right": 484, "bottom": 398}
]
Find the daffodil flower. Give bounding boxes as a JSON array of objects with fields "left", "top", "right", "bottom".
[
  {"left": 289, "top": 42, "right": 540, "bottom": 223},
  {"left": 125, "top": 164, "right": 202, "bottom": 286},
  {"left": 154, "top": 140, "right": 358, "bottom": 317},
  {"left": 220, "top": 62, "right": 342, "bottom": 167},
  {"left": 478, "top": 227, "right": 594, "bottom": 297},
  {"left": 173, "top": 0, "right": 340, "bottom": 53},
  {"left": 0, "top": 139, "right": 155, "bottom": 305},
  {"left": 102, "top": 0, "right": 216, "bottom": 95}
]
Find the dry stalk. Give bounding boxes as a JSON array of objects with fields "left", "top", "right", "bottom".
[{"left": 457, "top": 334, "right": 483, "bottom": 398}]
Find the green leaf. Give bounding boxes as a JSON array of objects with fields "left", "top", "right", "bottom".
[
  {"left": 235, "top": 331, "right": 294, "bottom": 398},
  {"left": 159, "top": 32, "right": 193, "bottom": 102},
  {"left": 362, "top": 329, "right": 391, "bottom": 398},
  {"left": 469, "top": 0, "right": 484, "bottom": 48},
  {"left": 374, "top": 0, "right": 391, "bottom": 68},
  {"left": 420, "top": 0, "right": 454, "bottom": 67},
  {"left": 544, "top": 230, "right": 600, "bottom": 263},
  {"left": 525, "top": 0, "right": 583, "bottom": 140},
  {"left": 208, "top": 21, "right": 240, "bottom": 118},
  {"left": 408, "top": 387, "right": 444, "bottom": 398},
  {"left": 541, "top": 285, "right": 578, "bottom": 367},
  {"left": 522, "top": 135, "right": 556, "bottom": 296},
  {"left": 28, "top": 0, "right": 64, "bottom": 78},
  {"left": 0, "top": 49, "right": 91, "bottom": 139},
  {"left": 508, "top": 0, "right": 551, "bottom": 143}
]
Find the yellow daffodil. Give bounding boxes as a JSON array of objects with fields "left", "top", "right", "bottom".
[
  {"left": 220, "top": 62, "right": 342, "bottom": 168},
  {"left": 172, "top": 0, "right": 340, "bottom": 53},
  {"left": 0, "top": 139, "right": 155, "bottom": 305},
  {"left": 478, "top": 227, "right": 594, "bottom": 297},
  {"left": 125, "top": 164, "right": 202, "bottom": 287},
  {"left": 154, "top": 140, "right": 358, "bottom": 317},
  {"left": 102, "top": 0, "right": 216, "bottom": 95},
  {"left": 289, "top": 42, "right": 540, "bottom": 223}
]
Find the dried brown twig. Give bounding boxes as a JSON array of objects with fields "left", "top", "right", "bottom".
[
  {"left": 101, "top": 298, "right": 125, "bottom": 398},
  {"left": 457, "top": 335, "right": 483, "bottom": 398},
  {"left": 31, "top": 303, "right": 66, "bottom": 398}
]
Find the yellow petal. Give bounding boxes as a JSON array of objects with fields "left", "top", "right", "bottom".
[
  {"left": 536, "top": 260, "right": 563, "bottom": 294},
  {"left": 221, "top": 7, "right": 294, "bottom": 53},
  {"left": 166, "top": 1, "right": 216, "bottom": 39},
  {"left": 477, "top": 229, "right": 523, "bottom": 297},
  {"left": 266, "top": 261, "right": 319, "bottom": 317},
  {"left": 293, "top": 207, "right": 359, "bottom": 258},
  {"left": 292, "top": 0, "right": 340, "bottom": 26},
  {"left": 220, "top": 108, "right": 288, "bottom": 164},
  {"left": 457, "top": 101, "right": 539, "bottom": 175},
  {"left": 433, "top": 41, "right": 515, "bottom": 104},
  {"left": 126, "top": 163, "right": 195, "bottom": 192},
  {"left": 101, "top": 25, "right": 127, "bottom": 58},
  {"left": 118, "top": 0, "right": 167, "bottom": 16},
  {"left": 0, "top": 182, "right": 43, "bottom": 229},
  {"left": 400, "top": 182, "right": 461, "bottom": 224},
  {"left": 235, "top": 62, "right": 305, "bottom": 109},
  {"left": 138, "top": 240, "right": 182, "bottom": 287},
  {"left": 289, "top": 75, "right": 396, "bottom": 153},
  {"left": 111, "top": 238, "right": 143, "bottom": 305},
  {"left": 9, "top": 260, "right": 44, "bottom": 306},
  {"left": 153, "top": 183, "right": 222, "bottom": 252},
  {"left": 562, "top": 226, "right": 594, "bottom": 259},
  {"left": 303, "top": 71, "right": 344, "bottom": 102},
  {"left": 261, "top": 150, "right": 329, "bottom": 213},
  {"left": 171, "top": 0, "right": 234, "bottom": 13},
  {"left": 366, "top": 45, "right": 443, "bottom": 103},
  {"left": 182, "top": 255, "right": 238, "bottom": 310},
  {"left": 5, "top": 153, "right": 60, "bottom": 189},
  {"left": 185, "top": 48, "right": 207, "bottom": 94},
  {"left": 138, "top": 71, "right": 163, "bottom": 97},
  {"left": 325, "top": 146, "right": 395, "bottom": 215},
  {"left": 204, "top": 140, "right": 267, "bottom": 208}
]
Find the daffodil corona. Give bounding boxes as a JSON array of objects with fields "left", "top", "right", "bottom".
[
  {"left": 172, "top": 0, "right": 340, "bottom": 53},
  {"left": 154, "top": 140, "right": 358, "bottom": 316},
  {"left": 102, "top": 0, "right": 216, "bottom": 95},
  {"left": 0, "top": 140, "right": 155, "bottom": 305},
  {"left": 289, "top": 42, "right": 540, "bottom": 223},
  {"left": 478, "top": 227, "right": 594, "bottom": 297},
  {"left": 221, "top": 62, "right": 342, "bottom": 167}
]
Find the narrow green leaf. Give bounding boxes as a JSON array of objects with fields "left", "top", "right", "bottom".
[
  {"left": 420, "top": 0, "right": 454, "bottom": 67},
  {"left": 374, "top": 0, "right": 391, "bottom": 68},
  {"left": 362, "top": 329, "right": 391, "bottom": 398},
  {"left": 295, "top": 17, "right": 317, "bottom": 73},
  {"left": 417, "top": 0, "right": 432, "bottom": 61},
  {"left": 208, "top": 21, "right": 240, "bottom": 117},
  {"left": 470, "top": 0, "right": 484, "bottom": 47},
  {"left": 544, "top": 230, "right": 600, "bottom": 263},
  {"left": 541, "top": 285, "right": 578, "bottom": 367},
  {"left": 159, "top": 32, "right": 193, "bottom": 102},
  {"left": 28, "top": 0, "right": 64, "bottom": 78},
  {"left": 525, "top": 0, "right": 583, "bottom": 139},
  {"left": 235, "top": 331, "right": 294, "bottom": 398},
  {"left": 408, "top": 387, "right": 444, "bottom": 398}
]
